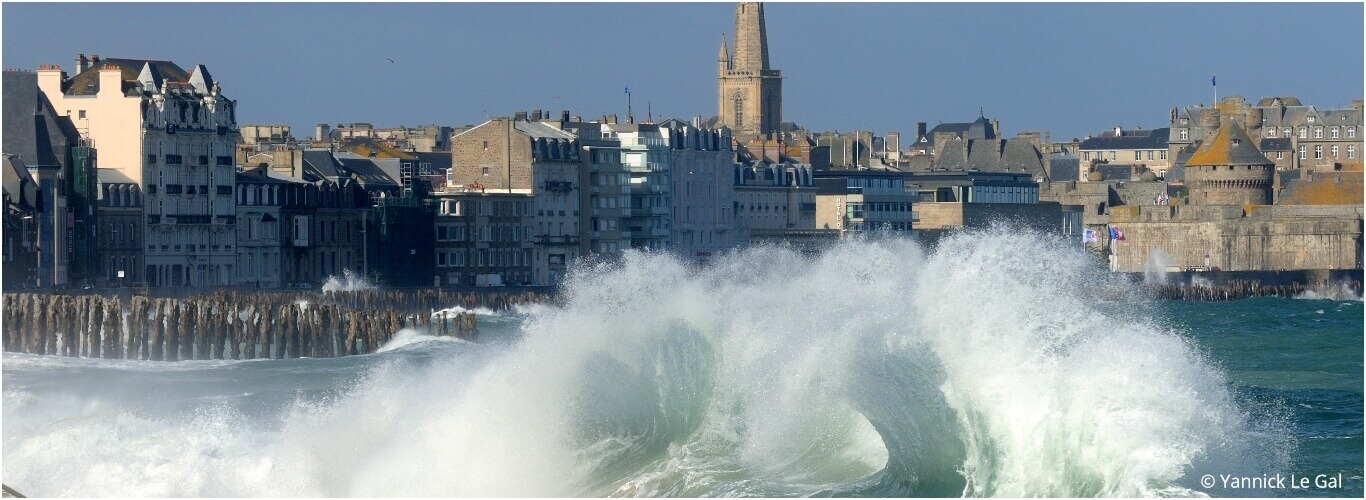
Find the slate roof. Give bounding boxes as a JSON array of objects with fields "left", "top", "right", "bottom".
[
  {"left": 1079, "top": 128, "right": 1170, "bottom": 151},
  {"left": 1049, "top": 153, "right": 1079, "bottom": 182},
  {"left": 920, "top": 115, "right": 996, "bottom": 147},
  {"left": 1186, "top": 121, "right": 1273, "bottom": 167},
  {"left": 333, "top": 152, "right": 401, "bottom": 187},
  {"left": 1259, "top": 138, "right": 1292, "bottom": 151},
  {"left": 3, "top": 71, "right": 78, "bottom": 169},
  {"left": 931, "top": 137, "right": 1047, "bottom": 180},
  {"left": 514, "top": 120, "right": 577, "bottom": 140},
  {"left": 3, "top": 155, "right": 37, "bottom": 211},
  {"left": 63, "top": 58, "right": 190, "bottom": 96}
]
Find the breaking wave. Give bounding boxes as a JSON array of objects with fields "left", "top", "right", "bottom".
[
  {"left": 2, "top": 229, "right": 1290, "bottom": 497},
  {"left": 320, "top": 270, "right": 376, "bottom": 293}
]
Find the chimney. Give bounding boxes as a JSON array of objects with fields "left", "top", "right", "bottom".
[
  {"left": 572, "top": 115, "right": 582, "bottom": 123},
  {"left": 692, "top": 116, "right": 702, "bottom": 128},
  {"left": 76, "top": 54, "right": 89, "bottom": 74},
  {"left": 607, "top": 114, "right": 618, "bottom": 124},
  {"left": 90, "top": 54, "right": 100, "bottom": 65},
  {"left": 916, "top": 122, "right": 927, "bottom": 139},
  {"left": 530, "top": 110, "right": 542, "bottom": 120},
  {"left": 514, "top": 110, "right": 528, "bottom": 121},
  {"left": 561, "top": 110, "right": 570, "bottom": 123}
]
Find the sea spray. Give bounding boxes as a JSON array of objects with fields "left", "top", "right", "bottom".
[{"left": 2, "top": 229, "right": 1292, "bottom": 497}]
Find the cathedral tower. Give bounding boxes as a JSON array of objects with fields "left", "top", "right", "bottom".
[{"left": 718, "top": 2, "right": 782, "bottom": 140}]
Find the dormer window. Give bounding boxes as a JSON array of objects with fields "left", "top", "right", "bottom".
[{"left": 1308, "top": 116, "right": 1315, "bottom": 123}]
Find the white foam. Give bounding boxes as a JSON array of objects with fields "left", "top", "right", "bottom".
[{"left": 2, "top": 229, "right": 1288, "bottom": 497}]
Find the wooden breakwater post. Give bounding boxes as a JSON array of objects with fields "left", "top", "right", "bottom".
[
  {"left": 1141, "top": 278, "right": 1360, "bottom": 302},
  {"left": 1, "top": 289, "right": 527, "bottom": 361}
]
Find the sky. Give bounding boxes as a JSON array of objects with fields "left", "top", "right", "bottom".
[{"left": 4, "top": 2, "right": 1362, "bottom": 141}]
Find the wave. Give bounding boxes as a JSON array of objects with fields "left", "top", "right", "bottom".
[
  {"left": 1, "top": 229, "right": 1290, "bottom": 497},
  {"left": 1295, "top": 280, "right": 1364, "bottom": 302},
  {"left": 320, "top": 270, "right": 375, "bottom": 293},
  {"left": 373, "top": 328, "right": 470, "bottom": 353}
]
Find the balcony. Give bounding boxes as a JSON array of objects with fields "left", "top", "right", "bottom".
[
  {"left": 542, "top": 181, "right": 574, "bottom": 193},
  {"left": 168, "top": 214, "right": 211, "bottom": 224},
  {"left": 535, "top": 235, "right": 580, "bottom": 246}
]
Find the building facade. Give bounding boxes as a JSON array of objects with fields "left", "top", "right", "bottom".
[
  {"left": 814, "top": 171, "right": 916, "bottom": 236},
  {"left": 1169, "top": 96, "right": 1363, "bottom": 173},
  {"left": 38, "top": 56, "right": 240, "bottom": 287}
]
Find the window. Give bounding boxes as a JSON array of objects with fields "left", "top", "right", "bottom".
[
  {"left": 483, "top": 141, "right": 489, "bottom": 151},
  {"left": 1331, "top": 145, "right": 1339, "bottom": 159},
  {"left": 1299, "top": 127, "right": 1307, "bottom": 139},
  {"left": 1349, "top": 145, "right": 1356, "bottom": 159},
  {"left": 1267, "top": 128, "right": 1277, "bottom": 138},
  {"left": 1349, "top": 127, "right": 1356, "bottom": 139},
  {"left": 1134, "top": 151, "right": 1142, "bottom": 161},
  {"left": 1160, "top": 150, "right": 1168, "bottom": 160},
  {"left": 734, "top": 99, "right": 744, "bottom": 128},
  {"left": 1283, "top": 127, "right": 1291, "bottom": 138},
  {"left": 78, "top": 110, "right": 86, "bottom": 119},
  {"left": 1331, "top": 127, "right": 1340, "bottom": 139},
  {"left": 1082, "top": 152, "right": 1090, "bottom": 161},
  {"left": 1146, "top": 150, "right": 1154, "bottom": 161},
  {"left": 1180, "top": 128, "right": 1188, "bottom": 141},
  {"left": 1276, "top": 151, "right": 1284, "bottom": 160},
  {"left": 1314, "top": 145, "right": 1322, "bottom": 160},
  {"left": 1299, "top": 145, "right": 1307, "bottom": 159},
  {"left": 1315, "top": 127, "right": 1323, "bottom": 139},
  {"left": 1308, "top": 116, "right": 1316, "bottom": 123}
]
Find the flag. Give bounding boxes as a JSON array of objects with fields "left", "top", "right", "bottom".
[
  {"left": 1109, "top": 226, "right": 1125, "bottom": 241},
  {"left": 1083, "top": 229, "right": 1098, "bottom": 243},
  {"left": 1211, "top": 75, "right": 1216, "bottom": 87},
  {"left": 624, "top": 86, "right": 629, "bottom": 94}
]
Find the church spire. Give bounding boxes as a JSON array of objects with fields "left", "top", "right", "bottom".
[
  {"left": 718, "top": 34, "right": 731, "bottom": 71},
  {"left": 731, "top": 2, "right": 770, "bottom": 71}
]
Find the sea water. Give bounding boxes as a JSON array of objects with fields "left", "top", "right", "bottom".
[{"left": 3, "top": 230, "right": 1361, "bottom": 497}]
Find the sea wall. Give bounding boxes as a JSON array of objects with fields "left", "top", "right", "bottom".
[
  {"left": 1109, "top": 204, "right": 1363, "bottom": 272},
  {"left": 0, "top": 289, "right": 551, "bottom": 360}
]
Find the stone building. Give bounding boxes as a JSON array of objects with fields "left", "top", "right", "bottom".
[
  {"left": 1168, "top": 96, "right": 1363, "bottom": 172},
  {"left": 322, "top": 123, "right": 453, "bottom": 153},
  {"left": 1108, "top": 204, "right": 1362, "bottom": 272},
  {"left": 662, "top": 119, "right": 738, "bottom": 262},
  {"left": 717, "top": 2, "right": 782, "bottom": 140},
  {"left": 734, "top": 160, "right": 820, "bottom": 246},
  {"left": 37, "top": 55, "right": 240, "bottom": 287},
  {"left": 431, "top": 192, "right": 535, "bottom": 287},
  {"left": 448, "top": 115, "right": 581, "bottom": 285},
  {"left": 1078, "top": 126, "right": 1170, "bottom": 180},
  {"left": 94, "top": 178, "right": 143, "bottom": 287},
  {"left": 1183, "top": 121, "right": 1274, "bottom": 206}
]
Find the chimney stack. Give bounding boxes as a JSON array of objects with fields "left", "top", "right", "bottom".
[
  {"left": 76, "top": 54, "right": 89, "bottom": 74},
  {"left": 514, "top": 110, "right": 528, "bottom": 121},
  {"left": 530, "top": 110, "right": 542, "bottom": 120},
  {"left": 916, "top": 122, "right": 927, "bottom": 139}
]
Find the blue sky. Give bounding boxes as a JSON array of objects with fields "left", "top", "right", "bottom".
[{"left": 4, "top": 2, "right": 1362, "bottom": 141}]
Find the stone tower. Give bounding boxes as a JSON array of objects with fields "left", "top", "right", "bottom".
[
  {"left": 718, "top": 2, "right": 782, "bottom": 141},
  {"left": 1184, "top": 120, "right": 1275, "bottom": 205}
]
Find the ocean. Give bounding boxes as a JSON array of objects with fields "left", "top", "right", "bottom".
[{"left": 3, "top": 232, "right": 1362, "bottom": 497}]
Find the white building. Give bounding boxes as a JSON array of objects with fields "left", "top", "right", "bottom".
[{"left": 38, "top": 55, "right": 239, "bottom": 286}]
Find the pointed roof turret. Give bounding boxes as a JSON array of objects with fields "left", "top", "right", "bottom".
[
  {"left": 718, "top": 34, "right": 731, "bottom": 64},
  {"left": 188, "top": 64, "right": 214, "bottom": 94},
  {"left": 137, "top": 62, "right": 163, "bottom": 93},
  {"left": 1186, "top": 120, "right": 1273, "bottom": 167}
]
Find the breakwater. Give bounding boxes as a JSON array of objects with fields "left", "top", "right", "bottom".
[
  {"left": 1140, "top": 279, "right": 1362, "bottom": 301},
  {"left": 1, "top": 289, "right": 551, "bottom": 360}
]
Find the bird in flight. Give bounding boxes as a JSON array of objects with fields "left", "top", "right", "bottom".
[{"left": 386, "top": 58, "right": 395, "bottom": 63}]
